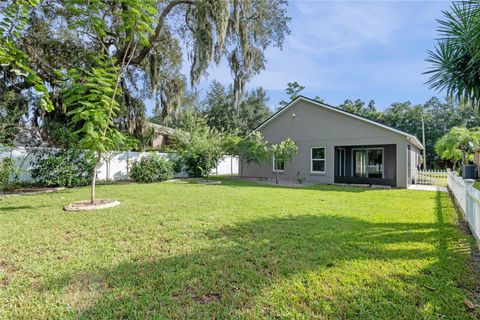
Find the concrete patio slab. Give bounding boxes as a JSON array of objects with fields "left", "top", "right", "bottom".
[{"left": 407, "top": 185, "right": 448, "bottom": 192}]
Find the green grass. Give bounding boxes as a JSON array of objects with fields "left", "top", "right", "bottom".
[
  {"left": 474, "top": 181, "right": 480, "bottom": 191},
  {"left": 0, "top": 179, "right": 478, "bottom": 319}
]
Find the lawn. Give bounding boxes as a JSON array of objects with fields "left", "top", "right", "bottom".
[{"left": 0, "top": 179, "right": 479, "bottom": 319}]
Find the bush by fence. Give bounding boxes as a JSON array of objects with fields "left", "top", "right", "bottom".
[
  {"left": 31, "top": 149, "right": 95, "bottom": 188},
  {"left": 130, "top": 154, "right": 174, "bottom": 183},
  {"left": 0, "top": 147, "right": 239, "bottom": 187}
]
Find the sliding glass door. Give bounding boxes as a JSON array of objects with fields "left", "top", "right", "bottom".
[{"left": 353, "top": 148, "right": 384, "bottom": 179}]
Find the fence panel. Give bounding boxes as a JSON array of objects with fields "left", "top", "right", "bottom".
[
  {"left": 447, "top": 169, "right": 480, "bottom": 243},
  {"left": 0, "top": 147, "right": 239, "bottom": 183},
  {"left": 414, "top": 170, "right": 447, "bottom": 186}
]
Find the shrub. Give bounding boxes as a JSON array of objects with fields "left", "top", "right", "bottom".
[
  {"left": 31, "top": 149, "right": 95, "bottom": 188},
  {"left": 172, "top": 115, "right": 225, "bottom": 179},
  {"left": 130, "top": 154, "right": 174, "bottom": 183},
  {"left": 0, "top": 158, "right": 14, "bottom": 191}
]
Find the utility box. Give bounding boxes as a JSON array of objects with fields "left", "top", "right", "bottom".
[{"left": 462, "top": 164, "right": 477, "bottom": 179}]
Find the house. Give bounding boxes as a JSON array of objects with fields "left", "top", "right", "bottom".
[
  {"left": 242, "top": 96, "right": 423, "bottom": 188},
  {"left": 145, "top": 122, "right": 175, "bottom": 149}
]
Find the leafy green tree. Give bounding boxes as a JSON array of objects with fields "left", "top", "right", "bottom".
[
  {"left": 201, "top": 81, "right": 271, "bottom": 135},
  {"left": 426, "top": 1, "right": 480, "bottom": 107},
  {"left": 172, "top": 115, "right": 224, "bottom": 180},
  {"left": 63, "top": 58, "right": 126, "bottom": 203},
  {"left": 1, "top": 0, "right": 290, "bottom": 147},
  {"left": 0, "top": 91, "right": 28, "bottom": 145},
  {"left": 279, "top": 82, "right": 305, "bottom": 107},
  {"left": 435, "top": 126, "right": 480, "bottom": 169},
  {"left": 227, "top": 131, "right": 270, "bottom": 176},
  {"left": 0, "top": 0, "right": 53, "bottom": 112},
  {"left": 338, "top": 99, "right": 383, "bottom": 121},
  {"left": 270, "top": 138, "right": 298, "bottom": 184}
]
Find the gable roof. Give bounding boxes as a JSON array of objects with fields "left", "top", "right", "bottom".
[
  {"left": 256, "top": 96, "right": 424, "bottom": 150},
  {"left": 146, "top": 122, "right": 175, "bottom": 135}
]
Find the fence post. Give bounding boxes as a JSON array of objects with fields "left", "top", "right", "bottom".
[{"left": 465, "top": 179, "right": 475, "bottom": 219}]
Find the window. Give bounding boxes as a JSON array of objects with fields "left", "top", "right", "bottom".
[
  {"left": 311, "top": 147, "right": 325, "bottom": 173},
  {"left": 273, "top": 155, "right": 285, "bottom": 172}
]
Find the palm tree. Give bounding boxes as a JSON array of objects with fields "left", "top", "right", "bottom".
[
  {"left": 435, "top": 126, "right": 480, "bottom": 169},
  {"left": 425, "top": 1, "right": 480, "bottom": 108}
]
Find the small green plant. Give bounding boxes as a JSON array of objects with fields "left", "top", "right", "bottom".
[
  {"left": 296, "top": 172, "right": 306, "bottom": 184},
  {"left": 130, "top": 154, "right": 174, "bottom": 183},
  {"left": 31, "top": 149, "right": 95, "bottom": 188}
]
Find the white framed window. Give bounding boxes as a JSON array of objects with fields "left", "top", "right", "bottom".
[
  {"left": 311, "top": 147, "right": 326, "bottom": 174},
  {"left": 272, "top": 155, "right": 285, "bottom": 172}
]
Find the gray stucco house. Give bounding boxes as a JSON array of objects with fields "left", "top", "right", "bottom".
[{"left": 242, "top": 96, "right": 423, "bottom": 188}]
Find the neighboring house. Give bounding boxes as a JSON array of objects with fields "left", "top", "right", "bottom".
[
  {"left": 146, "top": 122, "right": 175, "bottom": 149},
  {"left": 242, "top": 96, "right": 423, "bottom": 188}
]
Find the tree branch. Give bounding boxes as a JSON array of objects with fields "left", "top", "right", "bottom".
[
  {"left": 123, "top": 0, "right": 194, "bottom": 65},
  {"left": 6, "top": 81, "right": 33, "bottom": 92}
]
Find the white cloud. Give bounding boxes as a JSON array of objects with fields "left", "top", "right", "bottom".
[{"left": 225, "top": 1, "right": 405, "bottom": 92}]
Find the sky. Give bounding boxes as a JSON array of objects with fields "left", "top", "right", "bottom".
[{"left": 177, "top": 0, "right": 452, "bottom": 113}]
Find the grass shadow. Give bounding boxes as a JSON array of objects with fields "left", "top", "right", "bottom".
[
  {"left": 0, "top": 205, "right": 47, "bottom": 213},
  {"left": 174, "top": 177, "right": 373, "bottom": 193},
  {"left": 42, "top": 205, "right": 477, "bottom": 319}
]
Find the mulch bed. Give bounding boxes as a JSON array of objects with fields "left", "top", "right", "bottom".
[{"left": 64, "top": 199, "right": 120, "bottom": 211}]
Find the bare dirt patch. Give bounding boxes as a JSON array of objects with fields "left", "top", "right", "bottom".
[
  {"left": 62, "top": 273, "right": 106, "bottom": 312},
  {"left": 63, "top": 199, "right": 120, "bottom": 211},
  {"left": 193, "top": 292, "right": 221, "bottom": 304}
]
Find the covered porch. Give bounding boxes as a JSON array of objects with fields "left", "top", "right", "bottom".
[{"left": 334, "top": 144, "right": 397, "bottom": 187}]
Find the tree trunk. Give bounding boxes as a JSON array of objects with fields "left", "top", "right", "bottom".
[
  {"left": 91, "top": 152, "right": 101, "bottom": 204},
  {"left": 275, "top": 170, "right": 279, "bottom": 184}
]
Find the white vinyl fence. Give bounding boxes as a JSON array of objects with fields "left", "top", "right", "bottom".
[
  {"left": 0, "top": 147, "right": 239, "bottom": 183},
  {"left": 447, "top": 169, "right": 480, "bottom": 243},
  {"left": 414, "top": 170, "right": 448, "bottom": 186}
]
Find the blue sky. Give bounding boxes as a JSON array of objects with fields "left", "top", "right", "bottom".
[{"left": 177, "top": 0, "right": 452, "bottom": 113}]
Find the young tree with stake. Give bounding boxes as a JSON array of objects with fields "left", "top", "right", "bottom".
[{"left": 270, "top": 138, "right": 298, "bottom": 184}]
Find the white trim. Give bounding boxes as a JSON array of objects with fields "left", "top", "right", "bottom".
[
  {"left": 351, "top": 147, "right": 385, "bottom": 179},
  {"left": 256, "top": 97, "right": 424, "bottom": 150},
  {"left": 272, "top": 155, "right": 284, "bottom": 173},
  {"left": 310, "top": 147, "right": 326, "bottom": 174}
]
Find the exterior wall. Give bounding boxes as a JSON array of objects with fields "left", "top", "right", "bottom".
[{"left": 242, "top": 100, "right": 416, "bottom": 188}]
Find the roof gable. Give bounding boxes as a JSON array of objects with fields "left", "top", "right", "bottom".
[{"left": 256, "top": 96, "right": 423, "bottom": 149}]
